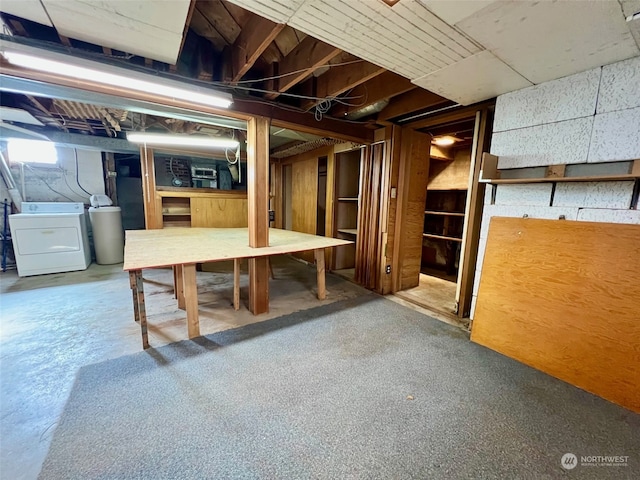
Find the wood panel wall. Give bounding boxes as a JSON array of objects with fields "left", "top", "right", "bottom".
[
  {"left": 472, "top": 217, "right": 640, "bottom": 413},
  {"left": 394, "top": 128, "right": 431, "bottom": 290},
  {"left": 191, "top": 197, "right": 248, "bottom": 227}
]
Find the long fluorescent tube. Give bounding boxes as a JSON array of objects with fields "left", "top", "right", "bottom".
[
  {"left": 1, "top": 50, "right": 233, "bottom": 109},
  {"left": 127, "top": 132, "right": 239, "bottom": 149}
]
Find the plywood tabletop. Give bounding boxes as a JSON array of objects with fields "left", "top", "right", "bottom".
[{"left": 123, "top": 228, "right": 353, "bottom": 270}]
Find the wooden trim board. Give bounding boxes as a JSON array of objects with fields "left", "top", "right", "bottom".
[{"left": 471, "top": 217, "right": 640, "bottom": 413}]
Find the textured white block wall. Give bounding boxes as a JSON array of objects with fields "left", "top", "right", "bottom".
[
  {"left": 478, "top": 205, "right": 580, "bottom": 239},
  {"left": 493, "top": 68, "right": 600, "bottom": 132},
  {"left": 553, "top": 181, "right": 635, "bottom": 209},
  {"left": 577, "top": 209, "right": 640, "bottom": 224},
  {"left": 494, "top": 184, "right": 553, "bottom": 206},
  {"left": 492, "top": 117, "right": 593, "bottom": 168},
  {"left": 588, "top": 107, "right": 640, "bottom": 162},
  {"left": 597, "top": 56, "right": 640, "bottom": 113}
]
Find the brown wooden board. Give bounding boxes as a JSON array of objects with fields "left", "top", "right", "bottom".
[{"left": 471, "top": 217, "right": 640, "bottom": 413}]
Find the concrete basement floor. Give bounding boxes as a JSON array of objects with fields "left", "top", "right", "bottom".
[{"left": 0, "top": 256, "right": 366, "bottom": 480}]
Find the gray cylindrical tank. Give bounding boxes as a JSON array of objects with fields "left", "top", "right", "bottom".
[{"left": 88, "top": 206, "right": 124, "bottom": 264}]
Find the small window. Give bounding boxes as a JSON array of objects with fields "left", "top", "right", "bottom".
[{"left": 7, "top": 139, "right": 58, "bottom": 166}]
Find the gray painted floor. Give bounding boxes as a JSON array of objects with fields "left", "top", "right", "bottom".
[
  {"left": 1, "top": 258, "right": 638, "bottom": 479},
  {"left": 0, "top": 257, "right": 365, "bottom": 480}
]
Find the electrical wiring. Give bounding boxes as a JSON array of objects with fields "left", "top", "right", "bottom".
[
  {"left": 73, "top": 149, "right": 92, "bottom": 196},
  {"left": 229, "top": 59, "right": 365, "bottom": 85},
  {"left": 22, "top": 163, "right": 77, "bottom": 202}
]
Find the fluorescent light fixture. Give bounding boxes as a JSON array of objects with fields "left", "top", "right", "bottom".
[
  {"left": 7, "top": 139, "right": 57, "bottom": 165},
  {"left": 433, "top": 136, "right": 456, "bottom": 146},
  {"left": 127, "top": 132, "right": 239, "bottom": 149},
  {"left": 1, "top": 50, "right": 233, "bottom": 109}
]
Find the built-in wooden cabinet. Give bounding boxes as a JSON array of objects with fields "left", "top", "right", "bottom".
[
  {"left": 423, "top": 190, "right": 467, "bottom": 275},
  {"left": 333, "top": 149, "right": 362, "bottom": 270},
  {"left": 155, "top": 189, "right": 248, "bottom": 229}
]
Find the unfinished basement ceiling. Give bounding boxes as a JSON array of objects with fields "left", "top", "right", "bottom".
[
  {"left": 226, "top": 0, "right": 640, "bottom": 105},
  {"left": 0, "top": 0, "right": 191, "bottom": 64}
]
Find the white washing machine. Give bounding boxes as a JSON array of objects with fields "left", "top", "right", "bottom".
[{"left": 9, "top": 202, "right": 91, "bottom": 277}]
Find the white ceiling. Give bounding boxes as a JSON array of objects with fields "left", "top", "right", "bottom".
[
  {"left": 226, "top": 0, "right": 640, "bottom": 105},
  {"left": 0, "top": 0, "right": 191, "bottom": 64}
]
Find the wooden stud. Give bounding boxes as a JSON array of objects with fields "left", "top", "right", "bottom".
[
  {"left": 315, "top": 248, "right": 326, "bottom": 300},
  {"left": 233, "top": 258, "right": 241, "bottom": 311},
  {"left": 175, "top": 264, "right": 186, "bottom": 310},
  {"left": 182, "top": 263, "right": 200, "bottom": 339}
]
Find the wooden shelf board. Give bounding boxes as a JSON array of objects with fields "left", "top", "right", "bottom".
[
  {"left": 157, "top": 188, "right": 247, "bottom": 199},
  {"left": 337, "top": 197, "right": 358, "bottom": 202},
  {"left": 423, "top": 233, "right": 463, "bottom": 242},
  {"left": 337, "top": 228, "right": 358, "bottom": 236},
  {"left": 424, "top": 210, "right": 465, "bottom": 217}
]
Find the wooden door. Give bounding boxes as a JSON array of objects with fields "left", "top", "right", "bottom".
[{"left": 292, "top": 157, "right": 318, "bottom": 262}]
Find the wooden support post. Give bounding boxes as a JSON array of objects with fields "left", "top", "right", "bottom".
[
  {"left": 315, "top": 248, "right": 326, "bottom": 300},
  {"left": 233, "top": 258, "right": 241, "bottom": 311},
  {"left": 182, "top": 263, "right": 200, "bottom": 339},
  {"left": 140, "top": 146, "right": 162, "bottom": 229},
  {"left": 131, "top": 270, "right": 149, "bottom": 349},
  {"left": 175, "top": 264, "right": 185, "bottom": 310},
  {"left": 247, "top": 116, "right": 271, "bottom": 314}
]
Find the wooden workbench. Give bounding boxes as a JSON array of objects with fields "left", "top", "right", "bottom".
[{"left": 124, "top": 228, "right": 352, "bottom": 349}]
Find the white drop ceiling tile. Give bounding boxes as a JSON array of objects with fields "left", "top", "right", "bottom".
[
  {"left": 553, "top": 181, "right": 635, "bottom": 209},
  {"left": 588, "top": 107, "right": 640, "bottom": 162},
  {"left": 577, "top": 208, "right": 640, "bottom": 224},
  {"left": 457, "top": 0, "right": 639, "bottom": 84},
  {"left": 0, "top": 0, "right": 53, "bottom": 26},
  {"left": 0, "top": 106, "right": 44, "bottom": 126},
  {"left": 224, "top": 0, "right": 304, "bottom": 22},
  {"left": 291, "top": 1, "right": 449, "bottom": 72},
  {"left": 493, "top": 68, "right": 600, "bottom": 132},
  {"left": 597, "top": 56, "right": 640, "bottom": 114},
  {"left": 419, "top": 0, "right": 495, "bottom": 26},
  {"left": 491, "top": 117, "right": 593, "bottom": 169},
  {"left": 43, "top": 0, "right": 190, "bottom": 63},
  {"left": 412, "top": 51, "right": 532, "bottom": 105},
  {"left": 494, "top": 184, "right": 553, "bottom": 207}
]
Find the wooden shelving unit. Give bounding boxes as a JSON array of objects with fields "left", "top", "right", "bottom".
[
  {"left": 333, "top": 149, "right": 362, "bottom": 270},
  {"left": 161, "top": 197, "right": 191, "bottom": 228}
]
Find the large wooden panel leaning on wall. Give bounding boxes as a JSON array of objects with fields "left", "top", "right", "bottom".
[
  {"left": 472, "top": 217, "right": 640, "bottom": 413},
  {"left": 139, "top": 146, "right": 248, "bottom": 230}
]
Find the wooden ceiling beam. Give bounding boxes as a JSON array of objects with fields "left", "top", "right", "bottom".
[
  {"left": 405, "top": 101, "right": 495, "bottom": 130},
  {"left": 231, "top": 16, "right": 285, "bottom": 83},
  {"left": 330, "top": 71, "right": 415, "bottom": 118},
  {"left": 301, "top": 61, "right": 386, "bottom": 111},
  {"left": 232, "top": 98, "right": 373, "bottom": 144},
  {"left": 189, "top": 7, "right": 227, "bottom": 51},
  {"left": 265, "top": 38, "right": 341, "bottom": 100},
  {"left": 376, "top": 88, "right": 449, "bottom": 122}
]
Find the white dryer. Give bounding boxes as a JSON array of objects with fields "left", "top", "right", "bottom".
[{"left": 9, "top": 202, "right": 91, "bottom": 277}]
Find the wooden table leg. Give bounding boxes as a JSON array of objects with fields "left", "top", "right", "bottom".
[
  {"left": 182, "top": 263, "right": 200, "bottom": 339},
  {"left": 233, "top": 258, "right": 240, "bottom": 311},
  {"left": 131, "top": 270, "right": 149, "bottom": 349},
  {"left": 315, "top": 248, "right": 326, "bottom": 300},
  {"left": 175, "top": 264, "right": 185, "bottom": 310},
  {"left": 129, "top": 271, "right": 140, "bottom": 323}
]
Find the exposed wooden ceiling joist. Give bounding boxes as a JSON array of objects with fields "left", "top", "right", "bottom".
[
  {"left": 231, "top": 15, "right": 285, "bottom": 82},
  {"left": 376, "top": 88, "right": 449, "bottom": 122},
  {"left": 197, "top": 0, "right": 242, "bottom": 45},
  {"left": 301, "top": 60, "right": 386, "bottom": 111},
  {"left": 331, "top": 71, "right": 415, "bottom": 118},
  {"left": 265, "top": 37, "right": 341, "bottom": 100}
]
